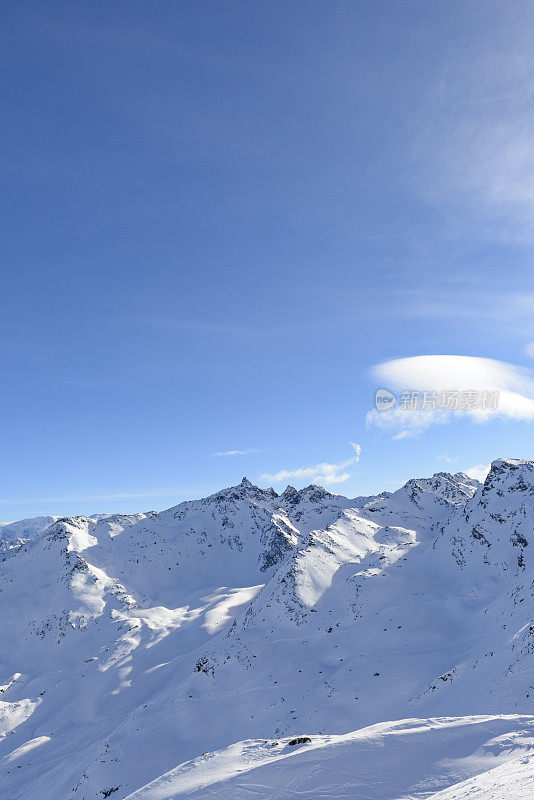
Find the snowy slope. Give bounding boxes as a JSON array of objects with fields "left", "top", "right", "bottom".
[
  {"left": 0, "top": 515, "right": 59, "bottom": 552},
  {"left": 427, "top": 753, "right": 534, "bottom": 800},
  {"left": 124, "top": 714, "right": 534, "bottom": 800},
  {"left": 0, "top": 460, "right": 532, "bottom": 800}
]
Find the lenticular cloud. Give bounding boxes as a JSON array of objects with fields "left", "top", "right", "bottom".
[{"left": 367, "top": 355, "right": 534, "bottom": 435}]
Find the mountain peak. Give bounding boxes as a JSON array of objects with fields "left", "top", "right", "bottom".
[
  {"left": 488, "top": 457, "right": 533, "bottom": 472},
  {"left": 281, "top": 484, "right": 298, "bottom": 498},
  {"left": 209, "top": 477, "right": 278, "bottom": 503},
  {"left": 482, "top": 458, "right": 534, "bottom": 494},
  {"left": 299, "top": 483, "right": 333, "bottom": 500}
]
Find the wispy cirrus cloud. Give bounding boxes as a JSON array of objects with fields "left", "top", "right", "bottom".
[
  {"left": 391, "top": 430, "right": 415, "bottom": 441},
  {"left": 0, "top": 488, "right": 190, "bottom": 506},
  {"left": 437, "top": 454, "right": 459, "bottom": 465},
  {"left": 367, "top": 355, "right": 534, "bottom": 437},
  {"left": 416, "top": 6, "right": 534, "bottom": 241},
  {"left": 212, "top": 448, "right": 262, "bottom": 457},
  {"left": 398, "top": 289, "right": 534, "bottom": 334},
  {"left": 261, "top": 443, "right": 361, "bottom": 486}
]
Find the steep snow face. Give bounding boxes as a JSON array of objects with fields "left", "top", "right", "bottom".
[
  {"left": 0, "top": 513, "right": 153, "bottom": 554},
  {"left": 413, "top": 458, "right": 534, "bottom": 716},
  {"left": 0, "top": 463, "right": 531, "bottom": 800},
  {"left": 0, "top": 515, "right": 59, "bottom": 552},
  {"left": 435, "top": 458, "right": 533, "bottom": 576},
  {"left": 362, "top": 470, "right": 481, "bottom": 529}
]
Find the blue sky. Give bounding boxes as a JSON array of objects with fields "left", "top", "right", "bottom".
[{"left": 1, "top": 1, "right": 534, "bottom": 520}]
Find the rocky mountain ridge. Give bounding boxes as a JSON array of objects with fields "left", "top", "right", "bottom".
[{"left": 1, "top": 459, "right": 533, "bottom": 800}]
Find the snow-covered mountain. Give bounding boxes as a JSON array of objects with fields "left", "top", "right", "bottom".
[
  {"left": 0, "top": 459, "right": 533, "bottom": 800},
  {"left": 0, "top": 515, "right": 60, "bottom": 553}
]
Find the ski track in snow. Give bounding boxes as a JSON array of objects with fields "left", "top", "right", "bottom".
[{"left": 123, "top": 714, "right": 534, "bottom": 799}]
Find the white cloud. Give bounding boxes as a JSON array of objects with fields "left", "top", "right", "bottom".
[
  {"left": 262, "top": 443, "right": 361, "bottom": 486},
  {"left": 526, "top": 341, "right": 534, "bottom": 358},
  {"left": 212, "top": 448, "right": 261, "bottom": 457},
  {"left": 367, "top": 355, "right": 534, "bottom": 436},
  {"left": 416, "top": 10, "right": 534, "bottom": 241},
  {"left": 465, "top": 463, "right": 491, "bottom": 482},
  {"left": 392, "top": 430, "right": 415, "bottom": 441},
  {"left": 398, "top": 289, "right": 534, "bottom": 339},
  {"left": 437, "top": 454, "right": 459, "bottom": 464}
]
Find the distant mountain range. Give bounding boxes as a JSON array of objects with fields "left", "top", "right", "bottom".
[{"left": 1, "top": 459, "right": 533, "bottom": 799}]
